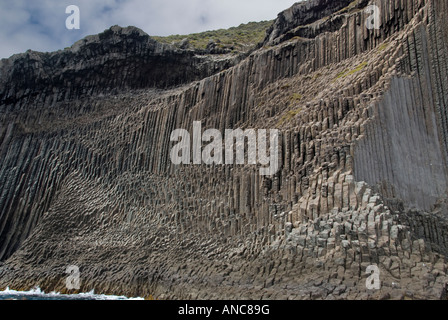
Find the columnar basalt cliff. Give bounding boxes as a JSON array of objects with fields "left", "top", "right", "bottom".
[{"left": 0, "top": 0, "right": 448, "bottom": 300}]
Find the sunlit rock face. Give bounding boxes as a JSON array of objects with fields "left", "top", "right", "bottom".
[{"left": 1, "top": 0, "right": 448, "bottom": 300}]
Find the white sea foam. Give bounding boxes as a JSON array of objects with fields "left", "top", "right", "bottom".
[{"left": 0, "top": 287, "right": 144, "bottom": 300}]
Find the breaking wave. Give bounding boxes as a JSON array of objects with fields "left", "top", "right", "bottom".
[{"left": 0, "top": 287, "right": 144, "bottom": 300}]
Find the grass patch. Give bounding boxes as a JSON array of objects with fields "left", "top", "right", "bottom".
[
  {"left": 335, "top": 61, "right": 368, "bottom": 80},
  {"left": 290, "top": 36, "right": 307, "bottom": 42},
  {"left": 336, "top": 0, "right": 360, "bottom": 15},
  {"left": 289, "top": 93, "right": 303, "bottom": 103},
  {"left": 378, "top": 42, "right": 389, "bottom": 51},
  {"left": 346, "top": 0, "right": 360, "bottom": 11},
  {"left": 278, "top": 107, "right": 302, "bottom": 126},
  {"left": 152, "top": 21, "right": 273, "bottom": 52}
]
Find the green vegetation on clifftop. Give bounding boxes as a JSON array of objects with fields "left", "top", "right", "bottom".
[{"left": 152, "top": 21, "right": 273, "bottom": 52}]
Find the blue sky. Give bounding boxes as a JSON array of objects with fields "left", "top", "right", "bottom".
[{"left": 0, "top": 0, "right": 299, "bottom": 59}]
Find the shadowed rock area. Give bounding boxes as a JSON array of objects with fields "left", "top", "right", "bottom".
[{"left": 1, "top": 0, "right": 448, "bottom": 300}]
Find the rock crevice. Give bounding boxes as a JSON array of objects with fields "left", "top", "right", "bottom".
[{"left": 0, "top": 0, "right": 448, "bottom": 300}]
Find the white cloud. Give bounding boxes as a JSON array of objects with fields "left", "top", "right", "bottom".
[{"left": 0, "top": 0, "right": 299, "bottom": 59}]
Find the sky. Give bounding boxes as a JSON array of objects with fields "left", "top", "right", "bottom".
[{"left": 0, "top": 0, "right": 299, "bottom": 59}]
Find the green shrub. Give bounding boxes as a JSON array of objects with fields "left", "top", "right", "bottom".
[
  {"left": 335, "top": 61, "right": 368, "bottom": 80},
  {"left": 152, "top": 20, "right": 273, "bottom": 51},
  {"left": 289, "top": 93, "right": 303, "bottom": 103},
  {"left": 278, "top": 107, "right": 302, "bottom": 125}
]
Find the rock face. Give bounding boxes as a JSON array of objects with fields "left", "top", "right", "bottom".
[
  {"left": 0, "top": 25, "right": 239, "bottom": 110},
  {"left": 0, "top": 0, "right": 448, "bottom": 300}
]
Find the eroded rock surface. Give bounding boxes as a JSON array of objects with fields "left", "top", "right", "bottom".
[{"left": 0, "top": 0, "right": 448, "bottom": 300}]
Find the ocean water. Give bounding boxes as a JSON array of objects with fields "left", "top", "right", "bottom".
[{"left": 0, "top": 287, "right": 144, "bottom": 300}]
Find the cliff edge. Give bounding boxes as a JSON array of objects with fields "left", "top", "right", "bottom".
[{"left": 0, "top": 0, "right": 448, "bottom": 300}]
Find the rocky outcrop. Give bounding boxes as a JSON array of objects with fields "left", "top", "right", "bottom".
[
  {"left": 263, "top": 0, "right": 363, "bottom": 45},
  {"left": 0, "top": 0, "right": 448, "bottom": 300},
  {"left": 0, "top": 25, "right": 239, "bottom": 111}
]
